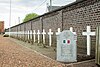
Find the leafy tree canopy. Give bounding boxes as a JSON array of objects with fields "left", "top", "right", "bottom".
[{"left": 23, "top": 13, "right": 39, "bottom": 22}]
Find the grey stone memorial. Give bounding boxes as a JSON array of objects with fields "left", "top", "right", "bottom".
[{"left": 57, "top": 30, "right": 77, "bottom": 62}]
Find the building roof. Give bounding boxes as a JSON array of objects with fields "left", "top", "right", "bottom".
[{"left": 47, "top": 6, "right": 61, "bottom": 12}]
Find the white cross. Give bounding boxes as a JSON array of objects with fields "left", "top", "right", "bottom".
[
  {"left": 37, "top": 30, "right": 40, "bottom": 43},
  {"left": 22, "top": 31, "right": 24, "bottom": 33},
  {"left": 20, "top": 31, "right": 22, "bottom": 38},
  {"left": 22, "top": 31, "right": 23, "bottom": 39},
  {"left": 19, "top": 31, "right": 20, "bottom": 38},
  {"left": 70, "top": 27, "right": 76, "bottom": 34},
  {"left": 14, "top": 32, "right": 16, "bottom": 37},
  {"left": 24, "top": 31, "right": 27, "bottom": 40},
  {"left": 30, "top": 30, "right": 32, "bottom": 40},
  {"left": 82, "top": 26, "right": 95, "bottom": 55},
  {"left": 70, "top": 27, "right": 77, "bottom": 41},
  {"left": 48, "top": 29, "right": 53, "bottom": 46},
  {"left": 33, "top": 30, "right": 36, "bottom": 42},
  {"left": 25, "top": 31, "right": 27, "bottom": 34},
  {"left": 17, "top": 31, "right": 19, "bottom": 38},
  {"left": 42, "top": 29, "right": 46, "bottom": 44},
  {"left": 19, "top": 31, "right": 21, "bottom": 38},
  {"left": 27, "top": 30, "right": 30, "bottom": 40},
  {"left": 56, "top": 28, "right": 61, "bottom": 35}
]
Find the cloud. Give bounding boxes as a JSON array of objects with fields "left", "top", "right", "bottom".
[
  {"left": 0, "top": 0, "right": 9, "bottom": 3},
  {"left": 0, "top": 0, "right": 75, "bottom": 28},
  {"left": 14, "top": 0, "right": 45, "bottom": 8}
]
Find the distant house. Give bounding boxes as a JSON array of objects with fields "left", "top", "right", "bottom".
[
  {"left": 0, "top": 21, "right": 4, "bottom": 34},
  {"left": 47, "top": 5, "right": 61, "bottom": 12}
]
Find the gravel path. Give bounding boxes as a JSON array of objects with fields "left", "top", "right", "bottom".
[{"left": 0, "top": 35, "right": 65, "bottom": 67}]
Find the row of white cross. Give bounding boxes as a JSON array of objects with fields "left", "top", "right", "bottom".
[{"left": 8, "top": 26, "right": 95, "bottom": 56}]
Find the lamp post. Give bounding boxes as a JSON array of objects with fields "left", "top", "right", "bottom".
[{"left": 9, "top": 0, "right": 11, "bottom": 37}]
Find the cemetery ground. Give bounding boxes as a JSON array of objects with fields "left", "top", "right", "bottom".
[
  {"left": 0, "top": 35, "right": 65, "bottom": 67},
  {"left": 0, "top": 35, "right": 98, "bottom": 67}
]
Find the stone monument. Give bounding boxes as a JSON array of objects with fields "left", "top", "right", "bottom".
[{"left": 57, "top": 30, "right": 77, "bottom": 62}]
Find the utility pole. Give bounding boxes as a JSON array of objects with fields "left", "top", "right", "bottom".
[
  {"left": 50, "top": 0, "right": 52, "bottom": 11},
  {"left": 18, "top": 17, "right": 20, "bottom": 24},
  {"left": 9, "top": 0, "right": 11, "bottom": 37},
  {"left": 46, "top": 3, "right": 49, "bottom": 12}
]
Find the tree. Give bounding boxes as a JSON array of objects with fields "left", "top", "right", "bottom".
[{"left": 23, "top": 13, "right": 39, "bottom": 22}]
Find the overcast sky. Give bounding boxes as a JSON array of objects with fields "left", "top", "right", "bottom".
[{"left": 0, "top": 0, "right": 75, "bottom": 29}]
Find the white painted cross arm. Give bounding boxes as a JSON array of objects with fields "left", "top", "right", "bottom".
[
  {"left": 30, "top": 30, "right": 32, "bottom": 34},
  {"left": 56, "top": 28, "right": 61, "bottom": 35},
  {"left": 48, "top": 29, "right": 53, "bottom": 36},
  {"left": 42, "top": 29, "right": 46, "bottom": 35},
  {"left": 82, "top": 26, "right": 95, "bottom": 36},
  {"left": 24, "top": 31, "right": 28, "bottom": 34},
  {"left": 70, "top": 27, "right": 76, "bottom": 35},
  {"left": 70, "top": 27, "right": 77, "bottom": 41},
  {"left": 33, "top": 30, "right": 36, "bottom": 35}
]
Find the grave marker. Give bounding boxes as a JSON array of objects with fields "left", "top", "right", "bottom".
[
  {"left": 30, "top": 30, "right": 32, "bottom": 40},
  {"left": 20, "top": 31, "right": 22, "bottom": 38},
  {"left": 37, "top": 30, "right": 40, "bottom": 43},
  {"left": 56, "top": 28, "right": 61, "bottom": 35},
  {"left": 42, "top": 29, "right": 46, "bottom": 44},
  {"left": 48, "top": 29, "right": 53, "bottom": 46},
  {"left": 70, "top": 27, "right": 77, "bottom": 41},
  {"left": 57, "top": 30, "right": 77, "bottom": 62},
  {"left": 22, "top": 31, "right": 24, "bottom": 39},
  {"left": 70, "top": 27, "right": 76, "bottom": 34},
  {"left": 19, "top": 31, "right": 21, "bottom": 38},
  {"left": 82, "top": 26, "right": 95, "bottom": 55},
  {"left": 25, "top": 31, "right": 27, "bottom": 41},
  {"left": 28, "top": 30, "right": 30, "bottom": 40},
  {"left": 33, "top": 30, "right": 36, "bottom": 42}
]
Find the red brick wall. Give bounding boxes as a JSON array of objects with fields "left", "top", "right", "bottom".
[
  {"left": 9, "top": 0, "right": 100, "bottom": 56},
  {"left": 0, "top": 21, "right": 4, "bottom": 33}
]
